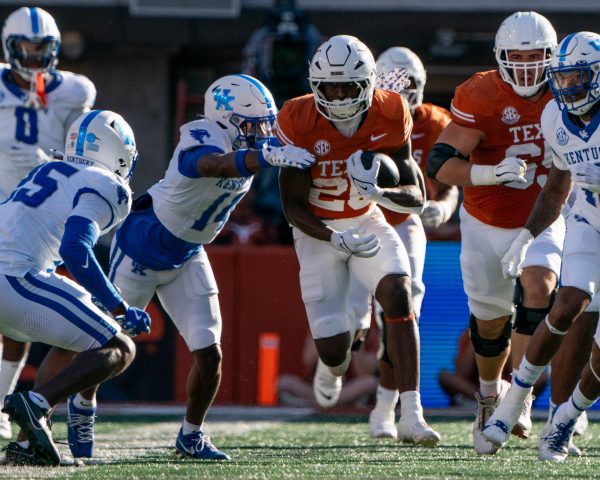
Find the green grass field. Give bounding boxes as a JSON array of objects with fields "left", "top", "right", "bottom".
[{"left": 1, "top": 411, "right": 599, "bottom": 479}]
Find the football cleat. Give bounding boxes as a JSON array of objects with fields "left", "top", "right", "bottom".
[
  {"left": 512, "top": 392, "right": 534, "bottom": 439},
  {"left": 67, "top": 395, "right": 96, "bottom": 458},
  {"left": 1, "top": 392, "right": 61, "bottom": 466},
  {"left": 397, "top": 418, "right": 440, "bottom": 447},
  {"left": 472, "top": 381, "right": 509, "bottom": 455},
  {"left": 568, "top": 438, "right": 582, "bottom": 457},
  {"left": 573, "top": 410, "right": 588, "bottom": 437},
  {"left": 175, "top": 428, "right": 230, "bottom": 461},
  {"left": 2, "top": 441, "right": 45, "bottom": 466},
  {"left": 368, "top": 408, "right": 397, "bottom": 438},
  {"left": 538, "top": 406, "right": 576, "bottom": 462},
  {"left": 313, "top": 359, "right": 342, "bottom": 408},
  {"left": 482, "top": 382, "right": 533, "bottom": 450},
  {"left": 0, "top": 411, "right": 12, "bottom": 439}
]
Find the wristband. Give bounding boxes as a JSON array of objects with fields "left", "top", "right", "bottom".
[
  {"left": 234, "top": 149, "right": 253, "bottom": 177},
  {"left": 257, "top": 148, "right": 270, "bottom": 169}
]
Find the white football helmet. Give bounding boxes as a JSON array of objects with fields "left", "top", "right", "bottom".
[
  {"left": 308, "top": 35, "right": 377, "bottom": 121},
  {"left": 547, "top": 31, "right": 600, "bottom": 116},
  {"left": 2, "top": 6, "right": 61, "bottom": 81},
  {"left": 64, "top": 110, "right": 139, "bottom": 181},
  {"left": 494, "top": 11, "right": 557, "bottom": 97},
  {"left": 376, "top": 47, "right": 426, "bottom": 112},
  {"left": 204, "top": 74, "right": 277, "bottom": 150}
]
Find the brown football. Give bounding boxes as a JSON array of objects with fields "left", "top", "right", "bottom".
[{"left": 360, "top": 151, "right": 400, "bottom": 187}]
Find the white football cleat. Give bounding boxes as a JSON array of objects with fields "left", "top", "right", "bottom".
[
  {"left": 397, "top": 418, "right": 440, "bottom": 447},
  {"left": 512, "top": 392, "right": 534, "bottom": 439},
  {"left": 538, "top": 406, "right": 576, "bottom": 462},
  {"left": 0, "top": 411, "right": 12, "bottom": 439},
  {"left": 313, "top": 359, "right": 342, "bottom": 408},
  {"left": 472, "top": 381, "right": 509, "bottom": 455},
  {"left": 568, "top": 438, "right": 582, "bottom": 457},
  {"left": 482, "top": 382, "right": 533, "bottom": 450},
  {"left": 573, "top": 410, "right": 588, "bottom": 437},
  {"left": 368, "top": 408, "right": 397, "bottom": 438}
]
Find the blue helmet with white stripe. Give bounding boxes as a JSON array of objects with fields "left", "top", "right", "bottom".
[
  {"left": 2, "top": 6, "right": 61, "bottom": 81},
  {"left": 64, "top": 110, "right": 139, "bottom": 181},
  {"left": 203, "top": 74, "right": 278, "bottom": 150},
  {"left": 548, "top": 31, "right": 600, "bottom": 116}
]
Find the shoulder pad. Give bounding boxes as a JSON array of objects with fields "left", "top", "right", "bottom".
[
  {"left": 372, "top": 89, "right": 409, "bottom": 121},
  {"left": 51, "top": 71, "right": 96, "bottom": 109},
  {"left": 178, "top": 118, "right": 230, "bottom": 152},
  {"left": 82, "top": 167, "right": 132, "bottom": 226},
  {"left": 277, "top": 95, "right": 318, "bottom": 137}
]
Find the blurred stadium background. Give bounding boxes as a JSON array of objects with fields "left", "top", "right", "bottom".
[{"left": 4, "top": 0, "right": 598, "bottom": 409}]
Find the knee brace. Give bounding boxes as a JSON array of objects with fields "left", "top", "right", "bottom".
[
  {"left": 469, "top": 313, "right": 511, "bottom": 357},
  {"left": 513, "top": 278, "right": 557, "bottom": 335}
]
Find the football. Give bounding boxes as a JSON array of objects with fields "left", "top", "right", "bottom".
[{"left": 360, "top": 151, "right": 400, "bottom": 188}]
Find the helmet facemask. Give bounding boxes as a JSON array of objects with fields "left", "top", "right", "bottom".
[
  {"left": 496, "top": 48, "right": 553, "bottom": 98},
  {"left": 311, "top": 79, "right": 373, "bottom": 121},
  {"left": 5, "top": 35, "right": 59, "bottom": 81},
  {"left": 229, "top": 112, "right": 276, "bottom": 150}
]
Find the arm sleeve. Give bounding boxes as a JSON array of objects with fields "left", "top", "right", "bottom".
[
  {"left": 178, "top": 145, "right": 224, "bottom": 178},
  {"left": 59, "top": 215, "right": 123, "bottom": 312}
]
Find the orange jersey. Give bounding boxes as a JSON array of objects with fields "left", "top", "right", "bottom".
[
  {"left": 451, "top": 70, "right": 553, "bottom": 228},
  {"left": 383, "top": 103, "right": 451, "bottom": 226},
  {"left": 276, "top": 89, "right": 412, "bottom": 219}
]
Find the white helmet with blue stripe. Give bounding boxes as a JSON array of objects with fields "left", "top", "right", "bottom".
[
  {"left": 64, "top": 110, "right": 139, "bottom": 181},
  {"left": 1, "top": 6, "right": 61, "bottom": 81},
  {"left": 548, "top": 31, "right": 600, "bottom": 116},
  {"left": 203, "top": 74, "right": 278, "bottom": 150}
]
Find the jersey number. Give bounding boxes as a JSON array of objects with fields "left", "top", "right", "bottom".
[
  {"left": 191, "top": 192, "right": 245, "bottom": 232},
  {"left": 15, "top": 107, "right": 39, "bottom": 145},
  {"left": 503, "top": 141, "right": 552, "bottom": 190},
  {"left": 9, "top": 162, "right": 78, "bottom": 207}
]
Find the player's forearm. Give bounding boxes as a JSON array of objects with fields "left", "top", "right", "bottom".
[
  {"left": 525, "top": 193, "right": 565, "bottom": 238},
  {"left": 283, "top": 205, "right": 333, "bottom": 242},
  {"left": 378, "top": 185, "right": 425, "bottom": 213}
]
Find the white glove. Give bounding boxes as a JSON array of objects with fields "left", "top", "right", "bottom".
[
  {"left": 420, "top": 200, "right": 453, "bottom": 228},
  {"left": 501, "top": 228, "right": 534, "bottom": 279},
  {"left": 346, "top": 150, "right": 383, "bottom": 199},
  {"left": 330, "top": 227, "right": 381, "bottom": 258},
  {"left": 572, "top": 163, "right": 600, "bottom": 193},
  {"left": 8, "top": 147, "right": 52, "bottom": 168},
  {"left": 470, "top": 157, "right": 528, "bottom": 186},
  {"left": 260, "top": 144, "right": 315, "bottom": 169}
]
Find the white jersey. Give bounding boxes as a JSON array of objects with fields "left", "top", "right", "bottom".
[
  {"left": 0, "top": 161, "right": 131, "bottom": 276},
  {"left": 0, "top": 65, "right": 96, "bottom": 198},
  {"left": 542, "top": 100, "right": 600, "bottom": 232},
  {"left": 148, "top": 118, "right": 253, "bottom": 244}
]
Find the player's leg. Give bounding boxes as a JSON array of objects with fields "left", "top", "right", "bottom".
[
  {"left": 156, "top": 251, "right": 229, "bottom": 461},
  {"left": 484, "top": 218, "right": 598, "bottom": 448},
  {"left": 293, "top": 225, "right": 354, "bottom": 408},
  {"left": 0, "top": 337, "right": 30, "bottom": 439},
  {"left": 539, "top": 336, "right": 600, "bottom": 462},
  {"left": 459, "top": 208, "right": 516, "bottom": 454},
  {"left": 0, "top": 271, "right": 134, "bottom": 465}
]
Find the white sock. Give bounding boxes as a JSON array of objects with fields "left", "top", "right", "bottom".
[
  {"left": 72, "top": 392, "right": 97, "bottom": 410},
  {"left": 28, "top": 391, "right": 50, "bottom": 410},
  {"left": 479, "top": 378, "right": 501, "bottom": 398},
  {"left": 182, "top": 419, "right": 202, "bottom": 435},
  {"left": 515, "top": 356, "right": 545, "bottom": 387},
  {"left": 0, "top": 358, "right": 27, "bottom": 402},
  {"left": 548, "top": 400, "right": 557, "bottom": 420},
  {"left": 373, "top": 385, "right": 399, "bottom": 412},
  {"left": 564, "top": 384, "right": 596, "bottom": 420},
  {"left": 399, "top": 390, "right": 423, "bottom": 421}
]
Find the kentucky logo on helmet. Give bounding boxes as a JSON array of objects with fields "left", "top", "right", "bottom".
[{"left": 213, "top": 88, "right": 235, "bottom": 111}]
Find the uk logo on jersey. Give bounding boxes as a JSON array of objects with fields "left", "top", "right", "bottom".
[
  {"left": 556, "top": 127, "right": 569, "bottom": 146},
  {"left": 116, "top": 184, "right": 129, "bottom": 205},
  {"left": 501, "top": 106, "right": 521, "bottom": 125},
  {"left": 190, "top": 129, "right": 211, "bottom": 144}
]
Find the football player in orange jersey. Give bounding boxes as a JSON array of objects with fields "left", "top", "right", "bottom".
[
  {"left": 428, "top": 11, "right": 591, "bottom": 455},
  {"left": 367, "top": 47, "right": 459, "bottom": 439},
  {"left": 278, "top": 34, "right": 440, "bottom": 446}
]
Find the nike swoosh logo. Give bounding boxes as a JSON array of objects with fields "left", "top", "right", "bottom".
[
  {"left": 22, "top": 394, "right": 43, "bottom": 431},
  {"left": 82, "top": 254, "right": 89, "bottom": 269},
  {"left": 411, "top": 133, "right": 425, "bottom": 140},
  {"left": 370, "top": 133, "right": 387, "bottom": 141},
  {"left": 316, "top": 389, "right": 332, "bottom": 400},
  {"left": 134, "top": 311, "right": 142, "bottom": 321}
]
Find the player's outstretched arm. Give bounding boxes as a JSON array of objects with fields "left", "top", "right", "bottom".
[{"left": 191, "top": 144, "right": 315, "bottom": 178}]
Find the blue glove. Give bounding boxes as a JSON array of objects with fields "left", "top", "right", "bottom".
[{"left": 115, "top": 306, "right": 151, "bottom": 337}]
